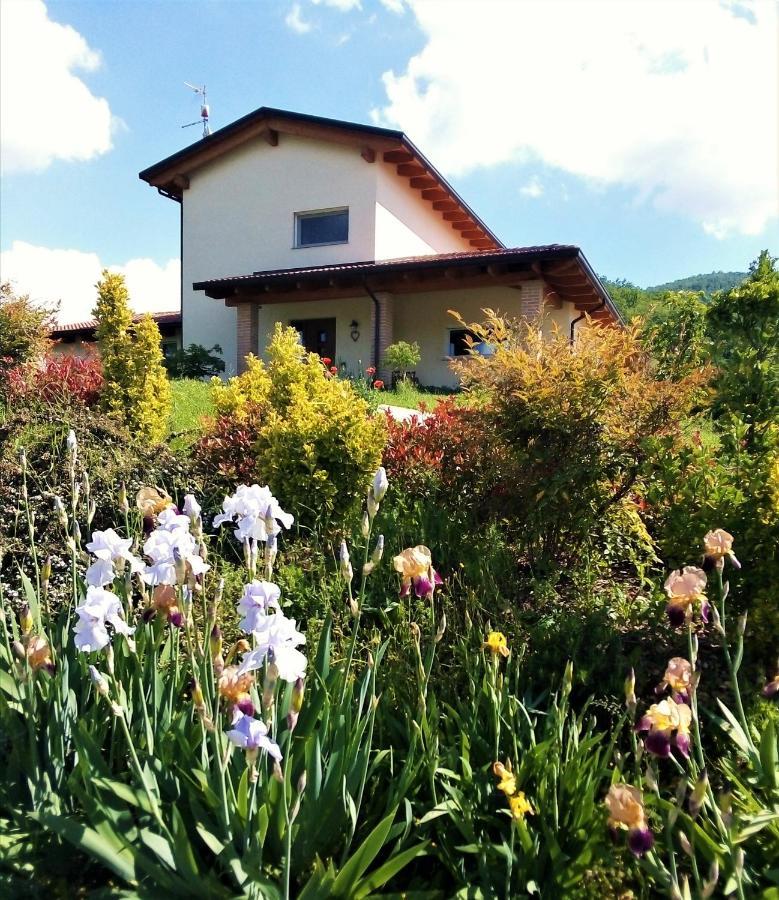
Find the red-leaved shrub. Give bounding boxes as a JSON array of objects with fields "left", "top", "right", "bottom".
[
  {"left": 194, "top": 413, "right": 261, "bottom": 485},
  {"left": 4, "top": 352, "right": 104, "bottom": 407}
]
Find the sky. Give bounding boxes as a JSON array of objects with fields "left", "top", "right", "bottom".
[{"left": 1, "top": 0, "right": 777, "bottom": 324}]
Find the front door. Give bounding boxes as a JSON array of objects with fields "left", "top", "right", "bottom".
[{"left": 290, "top": 317, "right": 336, "bottom": 360}]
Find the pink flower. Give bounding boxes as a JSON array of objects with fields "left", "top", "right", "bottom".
[
  {"left": 637, "top": 698, "right": 693, "bottom": 759},
  {"left": 664, "top": 567, "right": 709, "bottom": 627},
  {"left": 703, "top": 529, "right": 740, "bottom": 570}
]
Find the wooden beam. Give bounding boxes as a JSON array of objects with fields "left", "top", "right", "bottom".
[
  {"left": 432, "top": 200, "right": 459, "bottom": 211},
  {"left": 361, "top": 146, "right": 376, "bottom": 163},
  {"left": 264, "top": 129, "right": 279, "bottom": 146},
  {"left": 442, "top": 211, "right": 469, "bottom": 221},
  {"left": 409, "top": 176, "right": 437, "bottom": 189},
  {"left": 470, "top": 238, "right": 494, "bottom": 248},
  {"left": 421, "top": 188, "right": 449, "bottom": 201},
  {"left": 383, "top": 149, "right": 414, "bottom": 163},
  {"left": 450, "top": 220, "right": 475, "bottom": 230},
  {"left": 397, "top": 163, "right": 426, "bottom": 176},
  {"left": 171, "top": 174, "right": 190, "bottom": 190},
  {"left": 461, "top": 229, "right": 485, "bottom": 239}
]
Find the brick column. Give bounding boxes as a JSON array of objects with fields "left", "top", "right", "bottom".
[
  {"left": 370, "top": 291, "right": 394, "bottom": 383},
  {"left": 236, "top": 303, "right": 259, "bottom": 374},
  {"left": 520, "top": 281, "right": 543, "bottom": 321}
]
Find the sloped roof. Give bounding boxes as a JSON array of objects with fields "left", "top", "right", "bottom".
[
  {"left": 138, "top": 106, "right": 503, "bottom": 250},
  {"left": 52, "top": 310, "right": 181, "bottom": 335},
  {"left": 194, "top": 245, "right": 620, "bottom": 322}
]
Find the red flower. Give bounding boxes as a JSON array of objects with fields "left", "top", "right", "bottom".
[
  {"left": 373, "top": 379, "right": 384, "bottom": 390},
  {"left": 330, "top": 366, "right": 339, "bottom": 375},
  {"left": 321, "top": 357, "right": 332, "bottom": 366},
  {"left": 365, "top": 366, "right": 376, "bottom": 376}
]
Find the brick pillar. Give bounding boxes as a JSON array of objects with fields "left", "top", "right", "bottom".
[
  {"left": 520, "top": 281, "right": 543, "bottom": 321},
  {"left": 370, "top": 292, "right": 394, "bottom": 383},
  {"left": 236, "top": 303, "right": 259, "bottom": 374}
]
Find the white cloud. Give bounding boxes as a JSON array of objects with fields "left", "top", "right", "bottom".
[
  {"left": 0, "top": 0, "right": 116, "bottom": 174},
  {"left": 520, "top": 176, "right": 544, "bottom": 199},
  {"left": 379, "top": 0, "right": 405, "bottom": 13},
  {"left": 374, "top": 0, "right": 778, "bottom": 237},
  {"left": 0, "top": 242, "right": 180, "bottom": 326},
  {"left": 311, "top": 0, "right": 361, "bottom": 10},
  {"left": 285, "top": 3, "right": 313, "bottom": 33}
]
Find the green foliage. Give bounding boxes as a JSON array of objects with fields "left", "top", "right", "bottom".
[
  {"left": 207, "top": 323, "right": 386, "bottom": 533},
  {"left": 165, "top": 343, "right": 225, "bottom": 379},
  {"left": 644, "top": 290, "right": 710, "bottom": 379},
  {"left": 0, "top": 283, "right": 54, "bottom": 384},
  {"left": 92, "top": 271, "right": 172, "bottom": 444},
  {"left": 648, "top": 270, "right": 746, "bottom": 294},
  {"left": 130, "top": 315, "right": 172, "bottom": 444},
  {"left": 382, "top": 341, "right": 420, "bottom": 375}
]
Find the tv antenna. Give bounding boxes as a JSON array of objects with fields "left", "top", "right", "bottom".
[{"left": 182, "top": 82, "right": 210, "bottom": 138}]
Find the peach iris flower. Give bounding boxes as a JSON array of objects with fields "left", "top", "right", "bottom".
[
  {"left": 392, "top": 546, "right": 442, "bottom": 599},
  {"left": 605, "top": 783, "right": 654, "bottom": 857},
  {"left": 664, "top": 566, "right": 709, "bottom": 627},
  {"left": 703, "top": 528, "right": 740, "bottom": 569},
  {"left": 659, "top": 657, "right": 692, "bottom": 700},
  {"left": 638, "top": 698, "right": 692, "bottom": 759},
  {"left": 218, "top": 665, "right": 255, "bottom": 716}
]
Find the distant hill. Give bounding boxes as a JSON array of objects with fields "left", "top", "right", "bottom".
[{"left": 646, "top": 271, "right": 746, "bottom": 294}]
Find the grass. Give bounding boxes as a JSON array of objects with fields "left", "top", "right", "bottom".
[
  {"left": 168, "top": 378, "right": 214, "bottom": 447},
  {"left": 382, "top": 381, "right": 460, "bottom": 411}
]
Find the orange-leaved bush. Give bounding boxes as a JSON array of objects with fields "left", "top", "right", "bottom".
[
  {"left": 447, "top": 309, "right": 709, "bottom": 570},
  {"left": 201, "top": 323, "right": 385, "bottom": 532}
]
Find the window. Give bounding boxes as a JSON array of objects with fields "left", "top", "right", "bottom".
[
  {"left": 448, "top": 328, "right": 477, "bottom": 357},
  {"left": 290, "top": 317, "right": 336, "bottom": 359},
  {"left": 295, "top": 208, "right": 349, "bottom": 248}
]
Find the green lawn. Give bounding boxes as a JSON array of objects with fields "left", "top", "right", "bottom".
[{"left": 168, "top": 378, "right": 214, "bottom": 446}]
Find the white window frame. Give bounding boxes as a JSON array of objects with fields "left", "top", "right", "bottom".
[{"left": 293, "top": 207, "right": 349, "bottom": 249}]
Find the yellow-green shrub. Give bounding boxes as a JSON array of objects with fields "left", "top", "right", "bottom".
[
  {"left": 209, "top": 323, "right": 385, "bottom": 531},
  {"left": 93, "top": 270, "right": 171, "bottom": 443}
]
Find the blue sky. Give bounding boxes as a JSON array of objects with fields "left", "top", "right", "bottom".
[{"left": 1, "top": 0, "right": 777, "bottom": 323}]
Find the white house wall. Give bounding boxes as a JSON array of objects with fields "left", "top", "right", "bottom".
[
  {"left": 374, "top": 161, "right": 473, "bottom": 260},
  {"left": 183, "top": 134, "right": 378, "bottom": 373}
]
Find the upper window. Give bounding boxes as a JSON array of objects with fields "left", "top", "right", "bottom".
[{"left": 294, "top": 208, "right": 349, "bottom": 248}]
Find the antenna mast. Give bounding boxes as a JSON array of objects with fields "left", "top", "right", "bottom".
[{"left": 182, "top": 82, "right": 210, "bottom": 138}]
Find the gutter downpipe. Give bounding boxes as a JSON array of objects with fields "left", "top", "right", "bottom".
[
  {"left": 363, "top": 281, "right": 382, "bottom": 370},
  {"left": 570, "top": 296, "right": 605, "bottom": 344}
]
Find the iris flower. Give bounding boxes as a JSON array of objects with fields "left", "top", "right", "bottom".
[
  {"left": 213, "top": 484, "right": 293, "bottom": 544},
  {"left": 226, "top": 710, "right": 282, "bottom": 762},
  {"left": 74, "top": 586, "right": 135, "bottom": 652},
  {"left": 492, "top": 760, "right": 533, "bottom": 822},
  {"left": 142, "top": 508, "right": 209, "bottom": 587},
  {"left": 637, "top": 698, "right": 693, "bottom": 758},
  {"left": 664, "top": 567, "right": 709, "bottom": 628},
  {"left": 657, "top": 657, "right": 693, "bottom": 702},
  {"left": 236, "top": 580, "right": 282, "bottom": 633},
  {"left": 703, "top": 529, "right": 740, "bottom": 570},
  {"left": 393, "top": 546, "right": 443, "bottom": 599},
  {"left": 484, "top": 632, "right": 510, "bottom": 658},
  {"left": 22, "top": 635, "right": 55, "bottom": 674},
  {"left": 605, "top": 783, "right": 654, "bottom": 857},
  {"left": 85, "top": 528, "right": 143, "bottom": 587},
  {"left": 218, "top": 666, "right": 255, "bottom": 715}
]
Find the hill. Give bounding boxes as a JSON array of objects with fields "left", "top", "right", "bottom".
[{"left": 646, "top": 271, "right": 746, "bottom": 294}]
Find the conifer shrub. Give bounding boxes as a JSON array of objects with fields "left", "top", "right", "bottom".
[
  {"left": 92, "top": 271, "right": 171, "bottom": 443},
  {"left": 0, "top": 283, "right": 54, "bottom": 389},
  {"left": 198, "top": 323, "right": 386, "bottom": 532}
]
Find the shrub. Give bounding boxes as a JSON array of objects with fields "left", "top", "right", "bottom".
[
  {"left": 441, "top": 311, "right": 708, "bottom": 572},
  {"left": 165, "top": 343, "right": 225, "bottom": 379},
  {"left": 382, "top": 340, "right": 420, "bottom": 378},
  {"left": 4, "top": 352, "right": 104, "bottom": 408},
  {"left": 202, "top": 323, "right": 386, "bottom": 532},
  {"left": 93, "top": 272, "right": 171, "bottom": 444},
  {"left": 0, "top": 283, "right": 54, "bottom": 389}
]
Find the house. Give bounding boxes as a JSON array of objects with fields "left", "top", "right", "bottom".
[
  {"left": 51, "top": 311, "right": 182, "bottom": 361},
  {"left": 139, "top": 108, "right": 619, "bottom": 387}
]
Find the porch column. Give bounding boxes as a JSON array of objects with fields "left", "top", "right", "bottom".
[
  {"left": 236, "top": 302, "right": 259, "bottom": 374},
  {"left": 520, "top": 281, "right": 543, "bottom": 321},
  {"left": 370, "top": 291, "right": 394, "bottom": 383}
]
